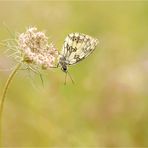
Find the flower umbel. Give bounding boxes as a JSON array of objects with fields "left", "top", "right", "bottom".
[
  {"left": 0, "top": 27, "right": 59, "bottom": 146},
  {"left": 18, "top": 27, "right": 58, "bottom": 69}
]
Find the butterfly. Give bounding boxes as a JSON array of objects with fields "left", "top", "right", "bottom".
[{"left": 57, "top": 32, "right": 99, "bottom": 83}]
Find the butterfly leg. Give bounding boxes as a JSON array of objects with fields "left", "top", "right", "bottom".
[{"left": 50, "top": 63, "right": 59, "bottom": 68}]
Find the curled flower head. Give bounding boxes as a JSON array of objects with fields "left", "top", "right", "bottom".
[{"left": 18, "top": 27, "right": 58, "bottom": 69}]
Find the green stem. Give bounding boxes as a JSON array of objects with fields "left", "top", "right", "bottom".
[{"left": 0, "top": 62, "right": 21, "bottom": 145}]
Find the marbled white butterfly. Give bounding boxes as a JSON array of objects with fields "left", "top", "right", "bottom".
[{"left": 58, "top": 32, "right": 98, "bottom": 73}]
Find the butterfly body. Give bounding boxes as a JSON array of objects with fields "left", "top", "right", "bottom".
[
  {"left": 58, "top": 55, "right": 68, "bottom": 72},
  {"left": 58, "top": 32, "right": 98, "bottom": 73}
]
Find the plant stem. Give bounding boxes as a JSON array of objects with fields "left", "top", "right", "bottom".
[{"left": 0, "top": 62, "right": 21, "bottom": 145}]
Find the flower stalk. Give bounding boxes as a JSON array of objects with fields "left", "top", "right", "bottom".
[{"left": 0, "top": 62, "right": 21, "bottom": 144}]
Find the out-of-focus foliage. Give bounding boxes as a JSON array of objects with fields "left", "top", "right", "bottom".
[{"left": 0, "top": 1, "right": 148, "bottom": 147}]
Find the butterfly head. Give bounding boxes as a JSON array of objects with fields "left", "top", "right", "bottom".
[{"left": 61, "top": 64, "right": 67, "bottom": 73}]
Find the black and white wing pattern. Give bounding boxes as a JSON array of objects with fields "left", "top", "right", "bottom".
[{"left": 60, "top": 32, "right": 98, "bottom": 65}]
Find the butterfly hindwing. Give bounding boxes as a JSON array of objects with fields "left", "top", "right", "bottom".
[{"left": 60, "top": 33, "right": 98, "bottom": 65}]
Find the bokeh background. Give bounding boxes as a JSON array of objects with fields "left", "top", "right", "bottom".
[{"left": 0, "top": 1, "right": 148, "bottom": 147}]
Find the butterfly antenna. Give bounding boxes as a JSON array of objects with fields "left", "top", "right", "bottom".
[
  {"left": 67, "top": 71, "right": 75, "bottom": 84},
  {"left": 64, "top": 72, "right": 67, "bottom": 85}
]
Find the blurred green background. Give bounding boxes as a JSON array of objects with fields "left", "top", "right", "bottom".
[{"left": 0, "top": 1, "right": 148, "bottom": 147}]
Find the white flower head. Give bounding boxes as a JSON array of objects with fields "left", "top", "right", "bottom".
[{"left": 18, "top": 27, "right": 58, "bottom": 69}]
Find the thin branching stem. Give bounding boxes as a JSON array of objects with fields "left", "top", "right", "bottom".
[{"left": 0, "top": 62, "right": 21, "bottom": 145}]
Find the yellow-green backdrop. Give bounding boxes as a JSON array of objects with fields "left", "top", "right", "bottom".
[{"left": 0, "top": 1, "right": 148, "bottom": 147}]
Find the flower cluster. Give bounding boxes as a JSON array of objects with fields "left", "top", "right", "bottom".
[{"left": 18, "top": 27, "right": 58, "bottom": 69}]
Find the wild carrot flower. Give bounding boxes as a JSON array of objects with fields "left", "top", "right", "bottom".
[
  {"left": 18, "top": 27, "right": 58, "bottom": 69},
  {"left": 0, "top": 27, "right": 59, "bottom": 145}
]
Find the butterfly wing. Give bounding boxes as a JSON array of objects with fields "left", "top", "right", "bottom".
[{"left": 61, "top": 33, "right": 98, "bottom": 65}]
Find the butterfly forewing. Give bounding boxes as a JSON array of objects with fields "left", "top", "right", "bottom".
[{"left": 60, "top": 32, "right": 98, "bottom": 66}]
